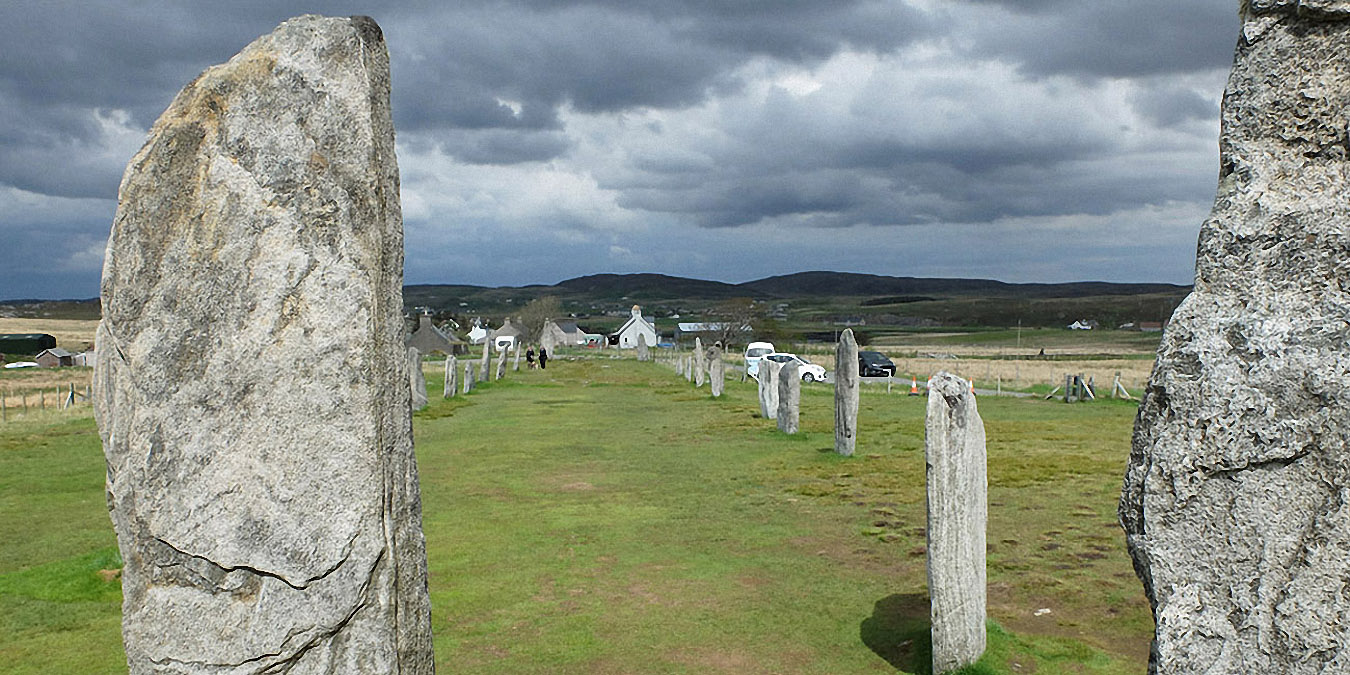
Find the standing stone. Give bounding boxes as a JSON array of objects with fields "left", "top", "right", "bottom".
[
  {"left": 494, "top": 343, "right": 507, "bottom": 381},
  {"left": 1122, "top": 5, "right": 1350, "bottom": 672},
  {"left": 513, "top": 341, "right": 521, "bottom": 371},
  {"left": 758, "top": 359, "right": 782, "bottom": 420},
  {"left": 835, "top": 329, "right": 860, "bottom": 457},
  {"left": 478, "top": 341, "right": 491, "bottom": 381},
  {"left": 463, "top": 361, "right": 474, "bottom": 394},
  {"left": 636, "top": 333, "right": 650, "bottom": 362},
  {"left": 709, "top": 345, "right": 724, "bottom": 398},
  {"left": 409, "top": 348, "right": 428, "bottom": 411},
  {"left": 925, "top": 372, "right": 987, "bottom": 674},
  {"left": 776, "top": 361, "right": 800, "bottom": 433},
  {"left": 693, "top": 337, "right": 706, "bottom": 387},
  {"left": 445, "top": 355, "right": 457, "bottom": 398},
  {"left": 685, "top": 355, "right": 694, "bottom": 382},
  {"left": 94, "top": 16, "right": 433, "bottom": 674}
]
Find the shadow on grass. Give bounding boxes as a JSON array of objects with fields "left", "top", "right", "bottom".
[{"left": 860, "top": 593, "right": 931, "bottom": 673}]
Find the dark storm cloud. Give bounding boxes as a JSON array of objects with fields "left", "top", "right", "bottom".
[
  {"left": 957, "top": 0, "right": 1237, "bottom": 78},
  {"left": 0, "top": 0, "right": 1237, "bottom": 297}
]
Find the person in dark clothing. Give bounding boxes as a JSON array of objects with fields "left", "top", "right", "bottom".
[
  {"left": 538, "top": 347, "right": 549, "bottom": 370},
  {"left": 526, "top": 347, "right": 536, "bottom": 368}
]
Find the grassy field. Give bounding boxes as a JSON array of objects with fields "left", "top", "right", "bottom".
[{"left": 0, "top": 354, "right": 1151, "bottom": 674}]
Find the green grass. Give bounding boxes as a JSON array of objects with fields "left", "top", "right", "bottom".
[{"left": 1, "top": 356, "right": 1151, "bottom": 673}]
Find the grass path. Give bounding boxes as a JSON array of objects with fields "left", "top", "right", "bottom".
[
  {"left": 0, "top": 354, "right": 1152, "bottom": 673},
  {"left": 417, "top": 356, "right": 1150, "bottom": 673}
]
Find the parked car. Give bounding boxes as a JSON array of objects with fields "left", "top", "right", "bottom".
[
  {"left": 761, "top": 352, "right": 828, "bottom": 383},
  {"left": 858, "top": 351, "right": 896, "bottom": 377},
  {"left": 743, "top": 341, "right": 775, "bottom": 378}
]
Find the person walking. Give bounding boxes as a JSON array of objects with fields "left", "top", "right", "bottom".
[
  {"left": 526, "top": 347, "right": 536, "bottom": 369},
  {"left": 538, "top": 347, "right": 549, "bottom": 370}
]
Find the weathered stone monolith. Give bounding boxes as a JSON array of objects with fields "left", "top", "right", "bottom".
[
  {"left": 758, "top": 359, "right": 782, "bottom": 420},
  {"left": 685, "top": 355, "right": 694, "bottom": 382},
  {"left": 636, "top": 333, "right": 650, "bottom": 361},
  {"left": 709, "top": 345, "right": 724, "bottom": 397},
  {"left": 925, "top": 372, "right": 986, "bottom": 674},
  {"left": 835, "top": 329, "right": 859, "bottom": 456},
  {"left": 494, "top": 343, "right": 507, "bottom": 380},
  {"left": 94, "top": 15, "right": 433, "bottom": 674},
  {"left": 776, "top": 361, "right": 800, "bottom": 433},
  {"left": 1121, "top": 5, "right": 1350, "bottom": 672},
  {"left": 513, "top": 342, "right": 521, "bottom": 371},
  {"left": 445, "top": 355, "right": 458, "bottom": 398},
  {"left": 478, "top": 341, "right": 491, "bottom": 381},
  {"left": 409, "top": 347, "right": 428, "bottom": 411},
  {"left": 693, "top": 337, "right": 706, "bottom": 387},
  {"left": 463, "top": 360, "right": 474, "bottom": 394}
]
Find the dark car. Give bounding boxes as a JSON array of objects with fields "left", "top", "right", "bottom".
[{"left": 858, "top": 350, "right": 896, "bottom": 378}]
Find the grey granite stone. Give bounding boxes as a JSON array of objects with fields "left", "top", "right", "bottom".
[
  {"left": 776, "top": 361, "right": 800, "bottom": 434},
  {"left": 94, "top": 15, "right": 433, "bottom": 673},
  {"left": 409, "top": 347, "right": 427, "bottom": 411},
  {"left": 835, "top": 329, "right": 859, "bottom": 457},
  {"left": 1122, "top": 6, "right": 1350, "bottom": 672},
  {"left": 926, "top": 372, "right": 986, "bottom": 674}
]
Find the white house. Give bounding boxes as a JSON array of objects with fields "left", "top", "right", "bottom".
[
  {"left": 1068, "top": 320, "right": 1094, "bottom": 331},
  {"left": 612, "top": 305, "right": 657, "bottom": 349},
  {"left": 467, "top": 322, "right": 489, "bottom": 345}
]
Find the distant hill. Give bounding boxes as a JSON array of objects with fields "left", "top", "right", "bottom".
[
  {"left": 555, "top": 273, "right": 743, "bottom": 300},
  {"left": 738, "top": 271, "right": 1188, "bottom": 299}
]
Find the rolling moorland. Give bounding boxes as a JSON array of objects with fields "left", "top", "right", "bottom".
[{"left": 2, "top": 271, "right": 1188, "bottom": 340}]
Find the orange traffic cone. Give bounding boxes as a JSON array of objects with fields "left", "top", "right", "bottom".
[{"left": 908, "top": 377, "right": 920, "bottom": 396}]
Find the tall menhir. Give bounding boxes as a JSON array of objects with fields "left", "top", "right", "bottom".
[
  {"left": 1122, "top": 2, "right": 1350, "bottom": 672},
  {"left": 95, "top": 15, "right": 434, "bottom": 673}
]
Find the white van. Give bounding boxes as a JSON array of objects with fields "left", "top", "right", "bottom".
[{"left": 743, "top": 341, "right": 775, "bottom": 378}]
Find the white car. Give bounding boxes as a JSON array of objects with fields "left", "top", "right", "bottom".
[
  {"left": 743, "top": 341, "right": 775, "bottom": 378},
  {"left": 759, "top": 352, "right": 827, "bottom": 383}
]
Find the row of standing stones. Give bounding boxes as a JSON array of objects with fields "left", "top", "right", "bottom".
[
  {"left": 96, "top": 3, "right": 1349, "bottom": 672},
  {"left": 667, "top": 327, "right": 986, "bottom": 673}
]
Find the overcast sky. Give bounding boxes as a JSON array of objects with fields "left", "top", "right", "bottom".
[{"left": 0, "top": 0, "right": 1238, "bottom": 299}]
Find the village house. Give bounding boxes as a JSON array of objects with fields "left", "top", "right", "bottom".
[
  {"left": 489, "top": 318, "right": 525, "bottom": 350},
  {"left": 35, "top": 347, "right": 74, "bottom": 368},
  {"left": 611, "top": 305, "right": 657, "bottom": 349},
  {"left": 540, "top": 318, "right": 605, "bottom": 349},
  {"left": 407, "top": 313, "right": 467, "bottom": 355}
]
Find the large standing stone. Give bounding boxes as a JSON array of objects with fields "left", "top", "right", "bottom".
[
  {"left": 463, "top": 360, "right": 474, "bottom": 394},
  {"left": 925, "top": 372, "right": 987, "bottom": 674},
  {"left": 709, "top": 345, "right": 724, "bottom": 398},
  {"left": 835, "top": 329, "right": 859, "bottom": 457},
  {"left": 776, "top": 361, "right": 800, "bottom": 433},
  {"left": 693, "top": 337, "right": 706, "bottom": 387},
  {"left": 1121, "top": 5, "right": 1350, "bottom": 672},
  {"left": 94, "top": 15, "right": 433, "bottom": 673},
  {"left": 758, "top": 359, "right": 782, "bottom": 420},
  {"left": 513, "top": 341, "right": 521, "bottom": 371},
  {"left": 445, "top": 355, "right": 457, "bottom": 398},
  {"left": 495, "top": 343, "right": 507, "bottom": 381},
  {"left": 685, "top": 355, "right": 694, "bottom": 382},
  {"left": 636, "top": 333, "right": 650, "bottom": 362},
  {"left": 409, "top": 347, "right": 428, "bottom": 411}
]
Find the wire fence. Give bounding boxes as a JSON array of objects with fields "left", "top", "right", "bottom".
[{"left": 0, "top": 383, "right": 93, "bottom": 422}]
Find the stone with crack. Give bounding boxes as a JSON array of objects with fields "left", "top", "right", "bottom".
[
  {"left": 1121, "top": 3, "right": 1350, "bottom": 672},
  {"left": 95, "top": 15, "right": 434, "bottom": 674}
]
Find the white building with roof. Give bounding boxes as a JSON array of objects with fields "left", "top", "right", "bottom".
[{"left": 612, "top": 305, "right": 657, "bottom": 349}]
